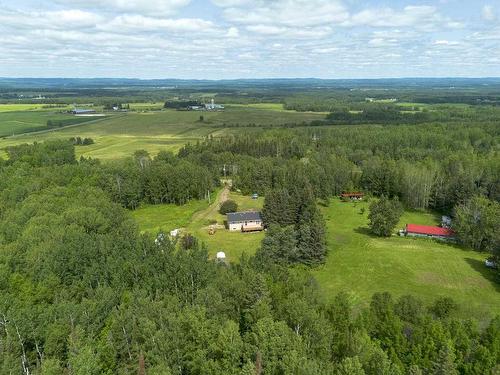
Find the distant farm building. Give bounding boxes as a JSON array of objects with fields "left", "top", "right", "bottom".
[
  {"left": 404, "top": 224, "right": 455, "bottom": 240},
  {"left": 341, "top": 192, "right": 364, "bottom": 201},
  {"left": 204, "top": 98, "right": 224, "bottom": 111},
  {"left": 187, "top": 99, "right": 224, "bottom": 111},
  {"left": 71, "top": 108, "right": 96, "bottom": 115},
  {"left": 227, "top": 211, "right": 263, "bottom": 232}
]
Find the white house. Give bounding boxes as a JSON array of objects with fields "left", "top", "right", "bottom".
[{"left": 227, "top": 211, "right": 263, "bottom": 232}]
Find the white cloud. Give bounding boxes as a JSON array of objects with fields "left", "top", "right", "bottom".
[
  {"left": 100, "top": 15, "right": 216, "bottom": 33},
  {"left": 246, "top": 24, "right": 332, "bottom": 39},
  {"left": 226, "top": 27, "right": 240, "bottom": 37},
  {"left": 0, "top": 0, "right": 498, "bottom": 78},
  {"left": 219, "top": 0, "right": 349, "bottom": 27},
  {"left": 53, "top": 0, "right": 191, "bottom": 16},
  {"left": 312, "top": 47, "right": 338, "bottom": 54},
  {"left": 347, "top": 5, "right": 462, "bottom": 30},
  {"left": 0, "top": 9, "right": 102, "bottom": 30},
  {"left": 211, "top": 0, "right": 251, "bottom": 6},
  {"left": 434, "top": 40, "right": 460, "bottom": 46},
  {"left": 482, "top": 5, "right": 496, "bottom": 21}
]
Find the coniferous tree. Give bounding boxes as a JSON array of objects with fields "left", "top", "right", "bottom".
[{"left": 432, "top": 342, "right": 458, "bottom": 375}]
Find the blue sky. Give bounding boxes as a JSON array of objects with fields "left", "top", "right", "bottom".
[{"left": 0, "top": 0, "right": 499, "bottom": 79}]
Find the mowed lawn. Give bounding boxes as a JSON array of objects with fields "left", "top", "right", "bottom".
[
  {"left": 1, "top": 107, "right": 325, "bottom": 160},
  {"left": 188, "top": 191, "right": 265, "bottom": 261},
  {"left": 131, "top": 197, "right": 213, "bottom": 234},
  {"left": 313, "top": 199, "right": 500, "bottom": 321},
  {"left": 132, "top": 189, "right": 265, "bottom": 262}
]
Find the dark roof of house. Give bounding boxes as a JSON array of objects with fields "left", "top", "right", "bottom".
[
  {"left": 227, "top": 211, "right": 262, "bottom": 223},
  {"left": 406, "top": 224, "right": 455, "bottom": 237}
]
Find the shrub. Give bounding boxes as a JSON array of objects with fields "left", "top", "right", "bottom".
[
  {"left": 430, "top": 297, "right": 458, "bottom": 319},
  {"left": 219, "top": 200, "right": 238, "bottom": 215}
]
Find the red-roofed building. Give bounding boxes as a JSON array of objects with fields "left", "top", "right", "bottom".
[
  {"left": 341, "top": 192, "right": 364, "bottom": 201},
  {"left": 405, "top": 224, "right": 455, "bottom": 240}
]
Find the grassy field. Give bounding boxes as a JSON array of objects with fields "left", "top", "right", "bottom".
[
  {"left": 0, "top": 111, "right": 102, "bottom": 137},
  {"left": 128, "top": 102, "right": 165, "bottom": 111},
  {"left": 132, "top": 188, "right": 264, "bottom": 262},
  {"left": 188, "top": 190, "right": 265, "bottom": 260},
  {"left": 0, "top": 107, "right": 325, "bottom": 160},
  {"left": 313, "top": 199, "right": 499, "bottom": 321},
  {"left": 0, "top": 103, "right": 72, "bottom": 112},
  {"left": 133, "top": 194, "right": 498, "bottom": 321},
  {"left": 131, "top": 197, "right": 213, "bottom": 234}
]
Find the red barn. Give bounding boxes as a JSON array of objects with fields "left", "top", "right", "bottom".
[{"left": 405, "top": 224, "right": 455, "bottom": 240}]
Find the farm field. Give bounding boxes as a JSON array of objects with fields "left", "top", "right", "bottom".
[
  {"left": 0, "top": 103, "right": 72, "bottom": 112},
  {"left": 0, "top": 107, "right": 325, "bottom": 160},
  {"left": 313, "top": 199, "right": 499, "bottom": 321},
  {"left": 0, "top": 110, "right": 100, "bottom": 137},
  {"left": 128, "top": 102, "right": 165, "bottom": 111}
]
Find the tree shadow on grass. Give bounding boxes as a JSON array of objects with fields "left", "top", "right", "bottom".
[
  {"left": 353, "top": 226, "right": 379, "bottom": 238},
  {"left": 465, "top": 257, "right": 500, "bottom": 292}
]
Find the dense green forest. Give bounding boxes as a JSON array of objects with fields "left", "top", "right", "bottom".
[
  {"left": 1, "top": 120, "right": 499, "bottom": 373},
  {"left": 0, "top": 79, "right": 499, "bottom": 374}
]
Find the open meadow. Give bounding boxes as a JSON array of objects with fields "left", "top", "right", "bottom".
[
  {"left": 0, "top": 106, "right": 325, "bottom": 159},
  {"left": 313, "top": 199, "right": 499, "bottom": 321},
  {"left": 0, "top": 103, "right": 72, "bottom": 112},
  {"left": 133, "top": 193, "right": 499, "bottom": 322}
]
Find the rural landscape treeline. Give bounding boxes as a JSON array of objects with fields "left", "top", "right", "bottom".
[{"left": 0, "top": 78, "right": 499, "bottom": 374}]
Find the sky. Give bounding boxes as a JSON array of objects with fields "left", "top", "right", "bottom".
[{"left": 0, "top": 0, "right": 499, "bottom": 79}]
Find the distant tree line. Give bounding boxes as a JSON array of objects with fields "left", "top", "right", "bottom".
[
  {"left": 164, "top": 100, "right": 201, "bottom": 110},
  {"left": 4, "top": 141, "right": 217, "bottom": 209}
]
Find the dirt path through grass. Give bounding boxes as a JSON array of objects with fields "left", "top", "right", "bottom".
[{"left": 190, "top": 182, "right": 231, "bottom": 228}]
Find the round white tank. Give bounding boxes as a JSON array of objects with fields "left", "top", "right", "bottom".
[{"left": 216, "top": 251, "right": 226, "bottom": 260}]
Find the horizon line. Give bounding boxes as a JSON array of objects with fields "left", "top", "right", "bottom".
[{"left": 1, "top": 76, "right": 500, "bottom": 81}]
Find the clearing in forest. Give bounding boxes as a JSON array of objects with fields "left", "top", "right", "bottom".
[
  {"left": 132, "top": 187, "right": 265, "bottom": 262},
  {"left": 313, "top": 199, "right": 499, "bottom": 322}
]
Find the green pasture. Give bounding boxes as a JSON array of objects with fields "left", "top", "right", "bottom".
[
  {"left": 313, "top": 199, "right": 499, "bottom": 321},
  {"left": 130, "top": 190, "right": 497, "bottom": 321},
  {"left": 0, "top": 107, "right": 325, "bottom": 160},
  {"left": 0, "top": 111, "right": 99, "bottom": 137}
]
